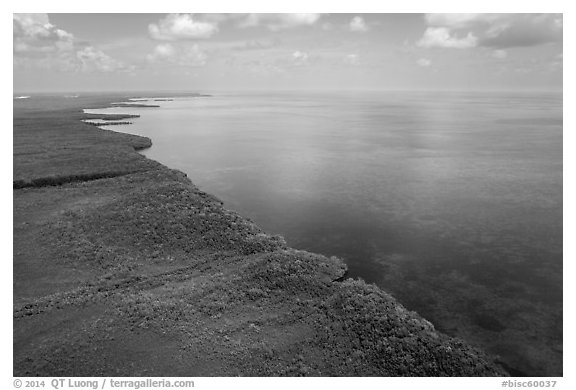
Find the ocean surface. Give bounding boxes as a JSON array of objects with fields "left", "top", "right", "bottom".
[{"left": 86, "top": 90, "right": 563, "bottom": 376}]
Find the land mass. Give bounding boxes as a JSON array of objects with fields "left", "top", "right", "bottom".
[
  {"left": 110, "top": 103, "right": 160, "bottom": 108},
  {"left": 13, "top": 94, "right": 506, "bottom": 376}
]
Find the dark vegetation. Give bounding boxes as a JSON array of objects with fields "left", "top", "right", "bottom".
[
  {"left": 83, "top": 113, "right": 140, "bottom": 120},
  {"left": 85, "top": 121, "right": 133, "bottom": 126},
  {"left": 13, "top": 94, "right": 506, "bottom": 376},
  {"left": 110, "top": 103, "right": 160, "bottom": 108},
  {"left": 13, "top": 170, "right": 133, "bottom": 189}
]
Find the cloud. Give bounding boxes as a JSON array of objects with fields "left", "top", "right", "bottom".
[
  {"left": 147, "top": 13, "right": 322, "bottom": 40},
  {"left": 417, "top": 27, "right": 478, "bottom": 49},
  {"left": 13, "top": 13, "right": 75, "bottom": 55},
  {"left": 481, "top": 14, "right": 563, "bottom": 48},
  {"left": 235, "top": 39, "right": 280, "bottom": 51},
  {"left": 344, "top": 54, "right": 359, "bottom": 66},
  {"left": 147, "top": 43, "right": 176, "bottom": 61},
  {"left": 76, "top": 47, "right": 131, "bottom": 72},
  {"left": 292, "top": 51, "right": 309, "bottom": 66},
  {"left": 240, "top": 14, "right": 322, "bottom": 31},
  {"left": 418, "top": 13, "right": 562, "bottom": 49},
  {"left": 13, "top": 13, "right": 130, "bottom": 73},
  {"left": 492, "top": 49, "right": 507, "bottom": 59},
  {"left": 416, "top": 58, "right": 432, "bottom": 67},
  {"left": 149, "top": 14, "right": 219, "bottom": 40},
  {"left": 424, "top": 14, "right": 500, "bottom": 29},
  {"left": 147, "top": 43, "right": 207, "bottom": 67},
  {"left": 349, "top": 16, "right": 369, "bottom": 33}
]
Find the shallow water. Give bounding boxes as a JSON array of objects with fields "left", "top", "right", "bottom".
[{"left": 86, "top": 90, "right": 562, "bottom": 376}]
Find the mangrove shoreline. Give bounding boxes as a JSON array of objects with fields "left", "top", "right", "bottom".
[{"left": 13, "top": 94, "right": 506, "bottom": 376}]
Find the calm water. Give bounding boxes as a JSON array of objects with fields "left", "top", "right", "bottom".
[{"left": 86, "top": 91, "right": 563, "bottom": 376}]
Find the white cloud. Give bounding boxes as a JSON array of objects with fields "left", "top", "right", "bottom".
[
  {"left": 344, "top": 54, "right": 359, "bottom": 66},
  {"left": 13, "top": 13, "right": 130, "bottom": 73},
  {"left": 492, "top": 50, "right": 508, "bottom": 59},
  {"left": 76, "top": 47, "right": 131, "bottom": 72},
  {"left": 416, "top": 58, "right": 432, "bottom": 67},
  {"left": 349, "top": 16, "right": 369, "bottom": 33},
  {"left": 14, "top": 13, "right": 49, "bottom": 26},
  {"left": 149, "top": 14, "right": 219, "bottom": 40},
  {"left": 147, "top": 43, "right": 207, "bottom": 67},
  {"left": 234, "top": 39, "right": 279, "bottom": 51},
  {"left": 13, "top": 13, "right": 75, "bottom": 55},
  {"left": 147, "top": 43, "right": 176, "bottom": 61},
  {"left": 424, "top": 14, "right": 500, "bottom": 29},
  {"left": 481, "top": 14, "right": 563, "bottom": 48},
  {"left": 147, "top": 13, "right": 322, "bottom": 39},
  {"left": 417, "top": 27, "right": 478, "bottom": 49},
  {"left": 292, "top": 51, "right": 309, "bottom": 66},
  {"left": 419, "top": 13, "right": 562, "bottom": 49},
  {"left": 240, "top": 14, "right": 322, "bottom": 31}
]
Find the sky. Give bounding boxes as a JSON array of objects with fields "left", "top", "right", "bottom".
[{"left": 13, "top": 13, "right": 563, "bottom": 93}]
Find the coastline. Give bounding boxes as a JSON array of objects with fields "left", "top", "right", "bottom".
[{"left": 13, "top": 94, "right": 506, "bottom": 376}]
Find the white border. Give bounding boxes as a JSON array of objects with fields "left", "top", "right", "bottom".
[{"left": 4, "top": 2, "right": 571, "bottom": 388}]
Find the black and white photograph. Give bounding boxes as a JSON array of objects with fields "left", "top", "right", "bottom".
[{"left": 9, "top": 2, "right": 568, "bottom": 386}]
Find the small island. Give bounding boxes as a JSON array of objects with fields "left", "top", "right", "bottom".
[
  {"left": 85, "top": 121, "right": 133, "bottom": 126},
  {"left": 110, "top": 102, "right": 160, "bottom": 108}
]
